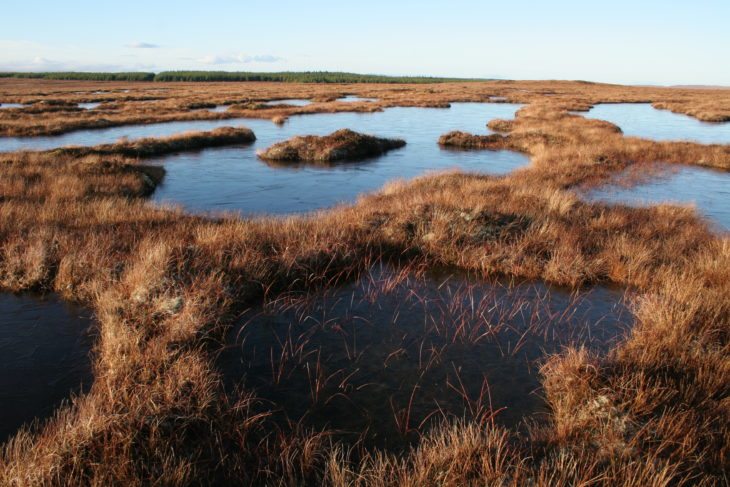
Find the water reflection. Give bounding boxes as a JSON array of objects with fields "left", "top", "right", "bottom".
[{"left": 580, "top": 103, "right": 730, "bottom": 144}]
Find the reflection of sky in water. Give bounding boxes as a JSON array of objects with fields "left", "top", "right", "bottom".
[
  {"left": 581, "top": 103, "right": 730, "bottom": 144},
  {"left": 587, "top": 164, "right": 730, "bottom": 231},
  {"left": 146, "top": 103, "right": 526, "bottom": 215}
]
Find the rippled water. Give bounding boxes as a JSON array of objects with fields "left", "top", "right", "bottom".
[
  {"left": 147, "top": 103, "right": 527, "bottom": 215},
  {"left": 219, "top": 266, "right": 630, "bottom": 450},
  {"left": 580, "top": 103, "right": 730, "bottom": 144},
  {"left": 586, "top": 164, "right": 730, "bottom": 231},
  {"left": 0, "top": 294, "right": 94, "bottom": 441}
]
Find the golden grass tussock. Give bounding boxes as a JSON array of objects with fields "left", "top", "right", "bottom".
[
  {"left": 0, "top": 79, "right": 728, "bottom": 485},
  {"left": 47, "top": 126, "right": 255, "bottom": 158},
  {"left": 437, "top": 130, "right": 512, "bottom": 150},
  {"left": 257, "top": 128, "right": 405, "bottom": 163}
]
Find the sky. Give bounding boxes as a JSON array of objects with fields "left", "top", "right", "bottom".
[{"left": 2, "top": 0, "right": 729, "bottom": 85}]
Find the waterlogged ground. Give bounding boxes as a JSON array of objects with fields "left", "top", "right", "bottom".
[
  {"left": 337, "top": 95, "right": 378, "bottom": 102},
  {"left": 219, "top": 266, "right": 630, "bottom": 450},
  {"left": 264, "top": 99, "right": 312, "bottom": 106},
  {"left": 580, "top": 103, "right": 730, "bottom": 144},
  {"left": 147, "top": 103, "right": 527, "bottom": 214},
  {"left": 586, "top": 164, "right": 730, "bottom": 231},
  {"left": 0, "top": 294, "right": 94, "bottom": 441}
]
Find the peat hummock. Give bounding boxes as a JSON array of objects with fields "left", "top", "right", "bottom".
[
  {"left": 257, "top": 128, "right": 406, "bottom": 163},
  {"left": 438, "top": 130, "right": 510, "bottom": 150},
  {"left": 48, "top": 126, "right": 256, "bottom": 158}
]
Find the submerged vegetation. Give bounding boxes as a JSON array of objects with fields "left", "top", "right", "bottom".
[
  {"left": 257, "top": 128, "right": 405, "bottom": 162},
  {"left": 0, "top": 78, "right": 728, "bottom": 485}
]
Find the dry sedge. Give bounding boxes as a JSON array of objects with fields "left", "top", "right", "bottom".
[
  {"left": 257, "top": 129, "right": 406, "bottom": 163},
  {"left": 0, "top": 79, "right": 728, "bottom": 486}
]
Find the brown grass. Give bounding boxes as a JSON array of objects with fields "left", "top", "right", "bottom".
[
  {"left": 3, "top": 78, "right": 730, "bottom": 136},
  {"left": 47, "top": 126, "right": 255, "bottom": 158},
  {"left": 257, "top": 129, "right": 405, "bottom": 163},
  {"left": 0, "top": 79, "right": 728, "bottom": 485}
]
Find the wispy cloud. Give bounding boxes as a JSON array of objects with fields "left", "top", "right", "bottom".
[
  {"left": 126, "top": 42, "right": 160, "bottom": 49},
  {"left": 198, "top": 53, "right": 283, "bottom": 65}
]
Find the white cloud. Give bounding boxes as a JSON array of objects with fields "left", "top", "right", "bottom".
[
  {"left": 198, "top": 53, "right": 284, "bottom": 65},
  {"left": 126, "top": 42, "right": 160, "bottom": 49}
]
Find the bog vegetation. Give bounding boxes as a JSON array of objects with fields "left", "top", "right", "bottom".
[{"left": 0, "top": 78, "right": 728, "bottom": 486}]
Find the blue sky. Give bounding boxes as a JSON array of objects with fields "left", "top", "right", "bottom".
[{"left": 2, "top": 0, "right": 729, "bottom": 85}]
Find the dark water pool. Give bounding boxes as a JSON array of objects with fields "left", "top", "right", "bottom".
[
  {"left": 219, "top": 266, "right": 630, "bottom": 450},
  {"left": 0, "top": 293, "right": 94, "bottom": 442},
  {"left": 580, "top": 103, "right": 730, "bottom": 144},
  {"left": 147, "top": 103, "right": 527, "bottom": 215},
  {"left": 586, "top": 164, "right": 730, "bottom": 232}
]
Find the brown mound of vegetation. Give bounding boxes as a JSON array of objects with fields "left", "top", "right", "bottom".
[
  {"left": 48, "top": 126, "right": 255, "bottom": 158},
  {"left": 257, "top": 128, "right": 405, "bottom": 162},
  {"left": 438, "top": 130, "right": 511, "bottom": 150}
]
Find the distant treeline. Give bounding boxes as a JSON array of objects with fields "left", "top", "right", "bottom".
[
  {"left": 0, "top": 71, "right": 485, "bottom": 84},
  {"left": 152, "top": 71, "right": 483, "bottom": 83},
  {"left": 0, "top": 72, "right": 156, "bottom": 81}
]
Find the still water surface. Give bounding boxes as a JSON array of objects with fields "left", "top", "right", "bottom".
[
  {"left": 581, "top": 103, "right": 730, "bottom": 144},
  {"left": 0, "top": 294, "right": 94, "bottom": 442}
]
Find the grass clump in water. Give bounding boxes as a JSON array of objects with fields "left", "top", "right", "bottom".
[{"left": 258, "top": 128, "right": 405, "bottom": 163}]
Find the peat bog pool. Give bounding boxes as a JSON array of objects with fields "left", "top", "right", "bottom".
[
  {"left": 146, "top": 103, "right": 527, "bottom": 215},
  {"left": 586, "top": 163, "right": 730, "bottom": 232},
  {"left": 218, "top": 265, "right": 631, "bottom": 451},
  {"left": 0, "top": 102, "right": 526, "bottom": 215},
  {"left": 0, "top": 293, "right": 94, "bottom": 442},
  {"left": 580, "top": 103, "right": 730, "bottom": 144}
]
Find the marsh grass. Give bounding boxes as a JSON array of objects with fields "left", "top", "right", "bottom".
[
  {"left": 257, "top": 129, "right": 405, "bottom": 163},
  {"left": 0, "top": 79, "right": 727, "bottom": 485}
]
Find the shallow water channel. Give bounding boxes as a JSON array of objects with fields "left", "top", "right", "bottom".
[
  {"left": 264, "top": 99, "right": 312, "bottom": 107},
  {"left": 218, "top": 266, "right": 630, "bottom": 450},
  {"left": 337, "top": 95, "right": 378, "bottom": 102},
  {"left": 0, "top": 293, "right": 94, "bottom": 442},
  {"left": 580, "top": 103, "right": 730, "bottom": 144},
  {"left": 586, "top": 164, "right": 730, "bottom": 232}
]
